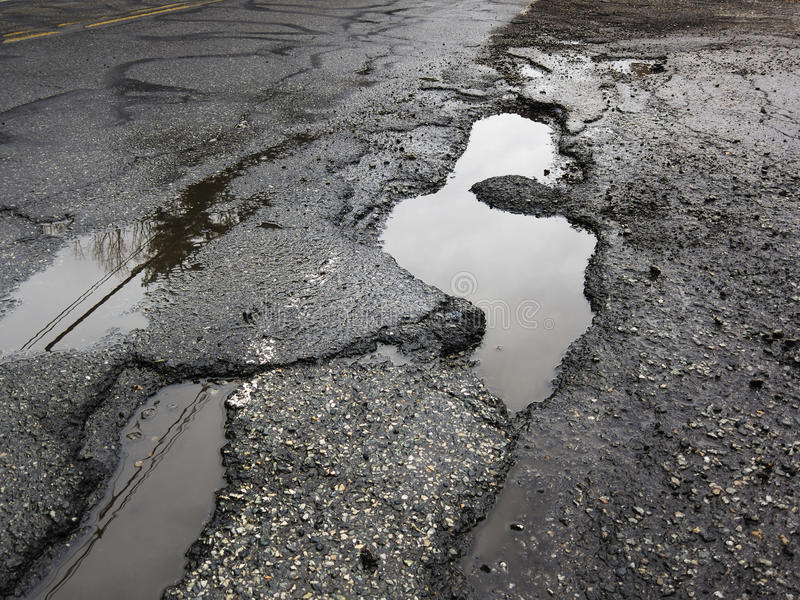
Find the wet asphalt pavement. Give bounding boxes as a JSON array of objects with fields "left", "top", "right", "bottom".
[
  {"left": 2, "top": 0, "right": 800, "bottom": 599},
  {"left": 1, "top": 0, "right": 523, "bottom": 596}
]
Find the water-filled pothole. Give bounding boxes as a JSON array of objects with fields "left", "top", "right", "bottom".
[
  {"left": 381, "top": 113, "right": 596, "bottom": 596},
  {"left": 381, "top": 114, "right": 595, "bottom": 411},
  {"left": 27, "top": 382, "right": 235, "bottom": 600},
  {"left": 0, "top": 132, "right": 315, "bottom": 358},
  {"left": 0, "top": 227, "right": 150, "bottom": 354}
]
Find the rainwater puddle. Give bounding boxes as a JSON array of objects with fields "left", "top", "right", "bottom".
[
  {"left": 381, "top": 113, "right": 596, "bottom": 598},
  {"left": 0, "top": 132, "right": 316, "bottom": 358},
  {"left": 603, "top": 58, "right": 662, "bottom": 75},
  {"left": 0, "top": 180, "right": 267, "bottom": 357},
  {"left": 27, "top": 381, "right": 235, "bottom": 600},
  {"left": 381, "top": 114, "right": 595, "bottom": 411},
  {"left": 0, "top": 227, "right": 150, "bottom": 354}
]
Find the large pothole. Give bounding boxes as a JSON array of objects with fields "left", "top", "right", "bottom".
[
  {"left": 381, "top": 113, "right": 596, "bottom": 596},
  {"left": 381, "top": 113, "right": 595, "bottom": 411}
]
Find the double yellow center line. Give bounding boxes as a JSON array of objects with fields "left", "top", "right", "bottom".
[
  {"left": 3, "top": 29, "right": 59, "bottom": 43},
  {"left": 2, "top": 0, "right": 224, "bottom": 44}
]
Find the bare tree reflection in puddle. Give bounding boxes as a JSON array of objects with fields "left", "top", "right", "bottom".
[
  {"left": 0, "top": 132, "right": 317, "bottom": 355},
  {"left": 26, "top": 382, "right": 236, "bottom": 600}
]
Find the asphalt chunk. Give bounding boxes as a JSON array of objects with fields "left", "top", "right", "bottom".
[{"left": 164, "top": 360, "right": 512, "bottom": 600}]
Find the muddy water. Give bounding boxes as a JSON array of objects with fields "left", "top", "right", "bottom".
[
  {"left": 381, "top": 114, "right": 595, "bottom": 411},
  {"left": 27, "top": 382, "right": 234, "bottom": 600}
]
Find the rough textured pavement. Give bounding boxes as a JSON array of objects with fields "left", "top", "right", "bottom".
[
  {"left": 1, "top": 0, "right": 799, "bottom": 599},
  {"left": 454, "top": 2, "right": 800, "bottom": 599},
  {"left": 0, "top": 0, "right": 524, "bottom": 596},
  {"left": 165, "top": 361, "right": 511, "bottom": 600}
]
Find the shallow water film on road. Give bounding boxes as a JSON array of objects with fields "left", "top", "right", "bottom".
[
  {"left": 381, "top": 114, "right": 595, "bottom": 411},
  {"left": 0, "top": 227, "right": 150, "bottom": 354},
  {"left": 0, "top": 171, "right": 267, "bottom": 357},
  {"left": 27, "top": 382, "right": 233, "bottom": 600}
]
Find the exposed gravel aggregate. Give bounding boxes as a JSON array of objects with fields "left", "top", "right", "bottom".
[
  {"left": 0, "top": 353, "right": 165, "bottom": 596},
  {"left": 164, "top": 361, "right": 512, "bottom": 600}
]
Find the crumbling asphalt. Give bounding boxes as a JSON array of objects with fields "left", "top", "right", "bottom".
[
  {"left": 1, "top": 0, "right": 798, "bottom": 599},
  {"left": 451, "top": 2, "right": 800, "bottom": 599},
  {"left": 0, "top": 0, "right": 524, "bottom": 596},
  {"left": 164, "top": 361, "right": 511, "bottom": 600}
]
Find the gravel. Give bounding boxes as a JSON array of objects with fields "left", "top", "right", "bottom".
[{"left": 164, "top": 360, "right": 512, "bottom": 600}]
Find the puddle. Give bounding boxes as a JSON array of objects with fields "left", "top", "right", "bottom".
[
  {"left": 461, "top": 451, "right": 562, "bottom": 598},
  {"left": 41, "top": 219, "right": 74, "bottom": 236},
  {"left": 27, "top": 381, "right": 235, "bottom": 600},
  {"left": 0, "top": 192, "right": 262, "bottom": 355},
  {"left": 519, "top": 64, "right": 546, "bottom": 79},
  {"left": 0, "top": 133, "right": 321, "bottom": 357},
  {"left": 381, "top": 113, "right": 596, "bottom": 598},
  {"left": 381, "top": 114, "right": 595, "bottom": 411},
  {"left": 0, "top": 227, "right": 150, "bottom": 354}
]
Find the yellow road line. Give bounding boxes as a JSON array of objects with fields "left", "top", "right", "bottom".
[
  {"left": 85, "top": 0, "right": 221, "bottom": 29},
  {"left": 128, "top": 1, "right": 191, "bottom": 14},
  {"left": 85, "top": 4, "right": 191, "bottom": 28},
  {"left": 2, "top": 0, "right": 225, "bottom": 44},
  {"left": 3, "top": 31, "right": 58, "bottom": 43}
]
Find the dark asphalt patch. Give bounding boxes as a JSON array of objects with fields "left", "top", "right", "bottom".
[{"left": 0, "top": 133, "right": 315, "bottom": 357}]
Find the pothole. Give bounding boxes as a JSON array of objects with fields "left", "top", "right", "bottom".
[
  {"left": 26, "top": 381, "right": 235, "bottom": 600},
  {"left": 381, "top": 113, "right": 595, "bottom": 411},
  {"left": 0, "top": 132, "right": 316, "bottom": 358},
  {"left": 0, "top": 226, "right": 151, "bottom": 354},
  {"left": 381, "top": 112, "right": 596, "bottom": 596}
]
